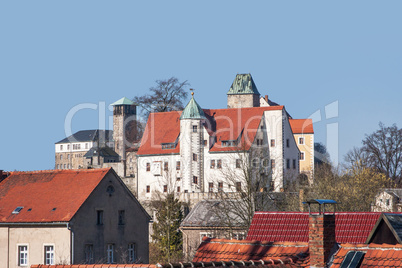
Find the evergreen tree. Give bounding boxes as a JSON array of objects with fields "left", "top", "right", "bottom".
[{"left": 151, "top": 193, "right": 183, "bottom": 263}]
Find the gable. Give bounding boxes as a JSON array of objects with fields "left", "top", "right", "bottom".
[{"left": 366, "top": 213, "right": 402, "bottom": 244}]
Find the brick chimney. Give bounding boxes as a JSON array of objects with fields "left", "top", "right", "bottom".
[{"left": 305, "top": 199, "right": 336, "bottom": 268}]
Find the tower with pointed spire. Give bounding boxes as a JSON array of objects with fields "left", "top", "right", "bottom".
[
  {"left": 227, "top": 74, "right": 260, "bottom": 108},
  {"left": 180, "top": 90, "right": 206, "bottom": 193},
  {"left": 111, "top": 97, "right": 137, "bottom": 166}
]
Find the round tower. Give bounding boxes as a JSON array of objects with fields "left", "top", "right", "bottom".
[
  {"left": 180, "top": 91, "right": 206, "bottom": 193},
  {"left": 111, "top": 97, "right": 137, "bottom": 161}
]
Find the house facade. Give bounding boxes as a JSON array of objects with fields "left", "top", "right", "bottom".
[
  {"left": 0, "top": 168, "right": 150, "bottom": 267},
  {"left": 371, "top": 188, "right": 402, "bottom": 212}
]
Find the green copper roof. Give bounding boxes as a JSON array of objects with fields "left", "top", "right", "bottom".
[
  {"left": 180, "top": 94, "right": 206, "bottom": 120},
  {"left": 227, "top": 73, "right": 260, "bottom": 95},
  {"left": 110, "top": 97, "right": 135, "bottom": 106}
]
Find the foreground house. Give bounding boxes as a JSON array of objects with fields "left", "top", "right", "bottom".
[{"left": 0, "top": 168, "right": 150, "bottom": 267}]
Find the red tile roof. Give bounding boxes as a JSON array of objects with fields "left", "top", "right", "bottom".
[
  {"left": 193, "top": 237, "right": 309, "bottom": 267},
  {"left": 289, "top": 119, "right": 313, "bottom": 134},
  {"left": 247, "top": 212, "right": 383, "bottom": 244},
  {"left": 137, "top": 106, "right": 284, "bottom": 155},
  {"left": 331, "top": 243, "right": 402, "bottom": 268},
  {"left": 31, "top": 265, "right": 157, "bottom": 268},
  {"left": 0, "top": 168, "right": 111, "bottom": 223}
]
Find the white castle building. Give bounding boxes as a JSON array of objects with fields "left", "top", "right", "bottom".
[{"left": 135, "top": 74, "right": 314, "bottom": 202}]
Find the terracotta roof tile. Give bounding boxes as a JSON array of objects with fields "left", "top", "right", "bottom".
[
  {"left": 193, "top": 238, "right": 309, "bottom": 267},
  {"left": 0, "top": 168, "right": 111, "bottom": 223},
  {"left": 247, "top": 211, "right": 384, "bottom": 244},
  {"left": 289, "top": 119, "right": 313, "bottom": 134}
]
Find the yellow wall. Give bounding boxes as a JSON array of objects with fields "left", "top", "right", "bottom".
[
  {"left": 0, "top": 226, "right": 70, "bottom": 268},
  {"left": 293, "top": 133, "right": 314, "bottom": 180}
]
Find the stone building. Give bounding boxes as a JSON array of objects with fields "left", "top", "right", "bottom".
[
  {"left": 372, "top": 188, "right": 402, "bottom": 212},
  {"left": 55, "top": 130, "right": 114, "bottom": 170},
  {"left": 0, "top": 168, "right": 150, "bottom": 267}
]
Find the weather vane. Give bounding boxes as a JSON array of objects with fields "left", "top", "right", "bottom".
[{"left": 190, "top": 88, "right": 194, "bottom": 96}]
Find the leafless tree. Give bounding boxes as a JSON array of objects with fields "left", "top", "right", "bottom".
[
  {"left": 133, "top": 77, "right": 189, "bottom": 119},
  {"left": 361, "top": 123, "right": 402, "bottom": 184}
]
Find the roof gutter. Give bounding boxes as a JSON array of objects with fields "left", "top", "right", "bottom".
[{"left": 0, "top": 221, "right": 68, "bottom": 226}]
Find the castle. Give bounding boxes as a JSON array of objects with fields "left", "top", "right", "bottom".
[{"left": 55, "top": 74, "right": 314, "bottom": 203}]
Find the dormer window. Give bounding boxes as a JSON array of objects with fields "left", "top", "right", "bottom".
[
  {"left": 222, "top": 140, "right": 237, "bottom": 147},
  {"left": 162, "top": 143, "right": 176, "bottom": 149},
  {"left": 12, "top": 206, "right": 23, "bottom": 214}
]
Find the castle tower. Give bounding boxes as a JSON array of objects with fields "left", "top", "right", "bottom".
[
  {"left": 180, "top": 92, "right": 206, "bottom": 193},
  {"left": 111, "top": 97, "right": 137, "bottom": 162},
  {"left": 227, "top": 73, "right": 260, "bottom": 108}
]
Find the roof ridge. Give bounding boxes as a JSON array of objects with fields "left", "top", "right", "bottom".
[{"left": 10, "top": 168, "right": 111, "bottom": 175}]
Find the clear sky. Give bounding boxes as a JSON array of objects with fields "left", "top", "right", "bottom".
[{"left": 1, "top": 1, "right": 401, "bottom": 171}]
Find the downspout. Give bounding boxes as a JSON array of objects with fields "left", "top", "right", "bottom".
[
  {"left": 7, "top": 227, "right": 9, "bottom": 268},
  {"left": 179, "top": 227, "right": 188, "bottom": 261},
  {"left": 67, "top": 223, "right": 74, "bottom": 264}
]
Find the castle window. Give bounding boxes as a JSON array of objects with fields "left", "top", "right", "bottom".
[
  {"left": 67, "top": 154, "right": 70, "bottom": 160},
  {"left": 176, "top": 161, "right": 180, "bottom": 170},
  {"left": 128, "top": 243, "right": 136, "bottom": 263},
  {"left": 210, "top": 160, "right": 215, "bottom": 169},
  {"left": 85, "top": 143, "right": 89, "bottom": 149},
  {"left": 271, "top": 159, "right": 275, "bottom": 169},
  {"left": 286, "top": 159, "right": 290, "bottom": 169},
  {"left": 146, "top": 163, "right": 150, "bottom": 171},
  {"left": 236, "top": 159, "right": 241, "bottom": 168},
  {"left": 60, "top": 145, "right": 63, "bottom": 151},
  {"left": 252, "top": 159, "right": 259, "bottom": 168},
  {"left": 217, "top": 159, "right": 222, "bottom": 169},
  {"left": 299, "top": 137, "right": 304, "bottom": 145},
  {"left": 286, "top": 139, "right": 290, "bottom": 148},
  {"left": 60, "top": 155, "right": 63, "bottom": 160},
  {"left": 192, "top": 125, "right": 197, "bottom": 132},
  {"left": 236, "top": 182, "right": 242, "bottom": 192},
  {"left": 67, "top": 145, "right": 70, "bottom": 150},
  {"left": 218, "top": 182, "right": 223, "bottom": 192},
  {"left": 222, "top": 140, "right": 236, "bottom": 147},
  {"left": 203, "top": 140, "right": 207, "bottom": 146},
  {"left": 164, "top": 162, "right": 168, "bottom": 171},
  {"left": 209, "top": 182, "right": 213, "bottom": 193},
  {"left": 193, "top": 176, "right": 198, "bottom": 184},
  {"left": 193, "top": 153, "right": 197, "bottom": 161},
  {"left": 300, "top": 152, "right": 305, "bottom": 160},
  {"left": 146, "top": 185, "right": 150, "bottom": 193},
  {"left": 177, "top": 186, "right": 181, "bottom": 192},
  {"left": 163, "top": 185, "right": 167, "bottom": 193},
  {"left": 162, "top": 143, "right": 176, "bottom": 149},
  {"left": 293, "top": 159, "right": 296, "bottom": 169},
  {"left": 270, "top": 139, "right": 275, "bottom": 147},
  {"left": 44, "top": 245, "right": 54, "bottom": 265}
]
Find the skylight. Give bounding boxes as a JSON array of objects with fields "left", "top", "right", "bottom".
[
  {"left": 12, "top": 206, "right": 23, "bottom": 214},
  {"left": 340, "top": 251, "right": 365, "bottom": 268}
]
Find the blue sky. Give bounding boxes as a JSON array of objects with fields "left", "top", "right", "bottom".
[{"left": 1, "top": 1, "right": 401, "bottom": 171}]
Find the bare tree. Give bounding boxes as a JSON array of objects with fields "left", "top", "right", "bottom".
[
  {"left": 213, "top": 143, "right": 276, "bottom": 234},
  {"left": 133, "top": 77, "right": 189, "bottom": 119},
  {"left": 362, "top": 123, "right": 402, "bottom": 184}
]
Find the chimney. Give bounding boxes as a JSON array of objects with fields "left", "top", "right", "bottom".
[
  {"left": 264, "top": 95, "right": 268, "bottom": 102},
  {"left": 305, "top": 199, "right": 337, "bottom": 268}
]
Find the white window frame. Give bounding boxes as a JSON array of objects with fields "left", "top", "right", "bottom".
[
  {"left": 44, "top": 245, "right": 54, "bottom": 265},
  {"left": 107, "top": 244, "right": 114, "bottom": 264},
  {"left": 200, "top": 232, "right": 212, "bottom": 243},
  {"left": 128, "top": 243, "right": 136, "bottom": 263},
  {"left": 84, "top": 244, "right": 94, "bottom": 264},
  {"left": 299, "top": 137, "right": 305, "bottom": 145},
  {"left": 18, "top": 244, "right": 28, "bottom": 266},
  {"left": 300, "top": 151, "right": 305, "bottom": 161}
]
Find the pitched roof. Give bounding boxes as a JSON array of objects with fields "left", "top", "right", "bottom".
[
  {"left": 227, "top": 74, "right": 260, "bottom": 95},
  {"left": 289, "top": 119, "right": 314, "bottom": 134},
  {"left": 0, "top": 168, "right": 111, "bottom": 223},
  {"left": 193, "top": 237, "right": 309, "bottom": 267},
  {"left": 247, "top": 211, "right": 383, "bottom": 244},
  {"left": 331, "top": 243, "right": 402, "bottom": 268},
  {"left": 55, "top": 129, "right": 113, "bottom": 144},
  {"left": 137, "top": 106, "right": 284, "bottom": 156},
  {"left": 181, "top": 200, "right": 244, "bottom": 228},
  {"left": 84, "top": 146, "right": 120, "bottom": 158},
  {"left": 111, "top": 96, "right": 135, "bottom": 106},
  {"left": 180, "top": 94, "right": 206, "bottom": 120}
]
